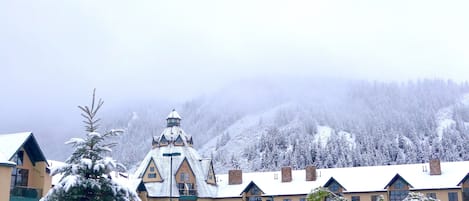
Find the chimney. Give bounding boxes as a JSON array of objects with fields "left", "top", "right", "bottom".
[
  {"left": 281, "top": 167, "right": 292, "bottom": 182},
  {"left": 429, "top": 159, "right": 441, "bottom": 175},
  {"left": 228, "top": 169, "right": 242, "bottom": 185},
  {"left": 306, "top": 165, "right": 317, "bottom": 181}
]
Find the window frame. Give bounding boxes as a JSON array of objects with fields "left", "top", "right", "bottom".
[
  {"left": 352, "top": 196, "right": 360, "bottom": 201},
  {"left": 449, "top": 192, "right": 459, "bottom": 201}
]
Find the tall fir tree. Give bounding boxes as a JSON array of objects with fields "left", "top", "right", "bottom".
[{"left": 41, "top": 90, "right": 140, "bottom": 201}]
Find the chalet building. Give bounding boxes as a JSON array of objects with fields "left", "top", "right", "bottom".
[
  {"left": 0, "top": 132, "right": 51, "bottom": 201},
  {"left": 134, "top": 110, "right": 469, "bottom": 201}
]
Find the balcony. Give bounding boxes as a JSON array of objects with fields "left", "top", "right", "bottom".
[
  {"left": 178, "top": 188, "right": 197, "bottom": 196},
  {"left": 178, "top": 188, "right": 197, "bottom": 201},
  {"left": 10, "top": 186, "right": 42, "bottom": 201}
]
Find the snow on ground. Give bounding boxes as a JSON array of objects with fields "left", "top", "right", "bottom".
[
  {"left": 314, "top": 127, "right": 355, "bottom": 148},
  {"left": 314, "top": 126, "right": 332, "bottom": 147},
  {"left": 435, "top": 107, "right": 455, "bottom": 141},
  {"left": 199, "top": 103, "right": 295, "bottom": 156}
]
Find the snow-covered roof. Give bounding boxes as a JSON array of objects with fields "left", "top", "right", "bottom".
[
  {"left": 0, "top": 152, "right": 16, "bottom": 167},
  {"left": 134, "top": 145, "right": 218, "bottom": 198},
  {"left": 167, "top": 109, "right": 182, "bottom": 119},
  {"left": 48, "top": 160, "right": 67, "bottom": 186},
  {"left": 153, "top": 126, "right": 193, "bottom": 147},
  {"left": 215, "top": 161, "right": 469, "bottom": 197},
  {"left": 0, "top": 132, "right": 33, "bottom": 162}
]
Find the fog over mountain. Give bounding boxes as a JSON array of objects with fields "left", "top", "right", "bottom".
[
  {"left": 1, "top": 0, "right": 469, "bottom": 174},
  {"left": 92, "top": 78, "right": 469, "bottom": 173}
]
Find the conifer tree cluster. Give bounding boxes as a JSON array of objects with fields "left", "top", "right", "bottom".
[{"left": 41, "top": 90, "right": 140, "bottom": 201}]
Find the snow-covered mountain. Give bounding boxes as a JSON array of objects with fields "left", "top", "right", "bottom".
[{"left": 102, "top": 78, "right": 469, "bottom": 174}]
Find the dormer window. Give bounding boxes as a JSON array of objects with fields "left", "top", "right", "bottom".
[
  {"left": 175, "top": 136, "right": 184, "bottom": 146},
  {"left": 160, "top": 136, "right": 169, "bottom": 145},
  {"left": 329, "top": 182, "right": 340, "bottom": 193},
  {"left": 389, "top": 177, "right": 409, "bottom": 201},
  {"left": 12, "top": 150, "right": 24, "bottom": 166}
]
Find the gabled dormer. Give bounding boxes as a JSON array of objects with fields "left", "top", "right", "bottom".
[
  {"left": 385, "top": 174, "right": 412, "bottom": 201},
  {"left": 324, "top": 177, "right": 346, "bottom": 195},
  {"left": 159, "top": 135, "right": 169, "bottom": 146},
  {"left": 175, "top": 157, "right": 197, "bottom": 196},
  {"left": 142, "top": 158, "right": 163, "bottom": 182},
  {"left": 175, "top": 135, "right": 184, "bottom": 146},
  {"left": 206, "top": 160, "right": 216, "bottom": 185},
  {"left": 241, "top": 181, "right": 264, "bottom": 201},
  {"left": 384, "top": 174, "right": 413, "bottom": 190}
]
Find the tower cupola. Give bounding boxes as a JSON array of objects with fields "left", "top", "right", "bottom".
[{"left": 167, "top": 109, "right": 181, "bottom": 127}]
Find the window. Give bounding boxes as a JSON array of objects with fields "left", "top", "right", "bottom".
[
  {"left": 283, "top": 199, "right": 292, "bottom": 201},
  {"left": 148, "top": 173, "right": 157, "bottom": 178},
  {"left": 390, "top": 190, "right": 409, "bottom": 201},
  {"left": 352, "top": 196, "right": 360, "bottom": 201},
  {"left": 149, "top": 167, "right": 155, "bottom": 172},
  {"left": 160, "top": 136, "right": 168, "bottom": 144},
  {"left": 266, "top": 198, "right": 273, "bottom": 201},
  {"left": 328, "top": 182, "right": 340, "bottom": 193},
  {"left": 426, "top": 193, "right": 436, "bottom": 199},
  {"left": 371, "top": 195, "right": 382, "bottom": 201},
  {"left": 248, "top": 197, "right": 262, "bottom": 201},
  {"left": 175, "top": 137, "right": 184, "bottom": 145},
  {"left": 180, "top": 172, "right": 189, "bottom": 182},
  {"left": 449, "top": 192, "right": 459, "bottom": 201},
  {"left": 178, "top": 182, "right": 196, "bottom": 195},
  {"left": 300, "top": 198, "right": 306, "bottom": 201},
  {"left": 11, "top": 167, "right": 29, "bottom": 188},
  {"left": 251, "top": 187, "right": 261, "bottom": 195},
  {"left": 393, "top": 178, "right": 406, "bottom": 189},
  {"left": 12, "top": 151, "right": 24, "bottom": 166}
]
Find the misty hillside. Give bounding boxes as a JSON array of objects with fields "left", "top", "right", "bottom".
[{"left": 104, "top": 78, "right": 469, "bottom": 174}]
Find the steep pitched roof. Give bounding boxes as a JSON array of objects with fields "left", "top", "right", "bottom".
[
  {"left": 0, "top": 132, "right": 48, "bottom": 166},
  {"left": 457, "top": 173, "right": 469, "bottom": 186},
  {"left": 215, "top": 161, "right": 469, "bottom": 197},
  {"left": 324, "top": 177, "right": 347, "bottom": 191},
  {"left": 134, "top": 145, "right": 218, "bottom": 198},
  {"left": 384, "top": 173, "right": 413, "bottom": 189},
  {"left": 240, "top": 181, "right": 264, "bottom": 195},
  {"left": 167, "top": 110, "right": 182, "bottom": 119}
]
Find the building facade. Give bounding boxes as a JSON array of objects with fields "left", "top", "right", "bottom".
[
  {"left": 134, "top": 110, "right": 469, "bottom": 201},
  {"left": 0, "top": 132, "right": 51, "bottom": 201}
]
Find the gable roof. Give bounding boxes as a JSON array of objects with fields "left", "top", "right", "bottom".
[
  {"left": 324, "top": 177, "right": 347, "bottom": 191},
  {"left": 175, "top": 157, "right": 196, "bottom": 178},
  {"left": 142, "top": 158, "right": 163, "bottom": 182},
  {"left": 240, "top": 181, "right": 264, "bottom": 195},
  {"left": 214, "top": 161, "right": 469, "bottom": 197},
  {"left": 457, "top": 173, "right": 469, "bottom": 186},
  {"left": 134, "top": 145, "right": 218, "bottom": 198},
  {"left": 0, "top": 132, "right": 48, "bottom": 166},
  {"left": 384, "top": 173, "right": 413, "bottom": 189}
]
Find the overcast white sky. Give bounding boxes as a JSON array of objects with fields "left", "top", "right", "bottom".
[{"left": 0, "top": 0, "right": 468, "bottom": 137}]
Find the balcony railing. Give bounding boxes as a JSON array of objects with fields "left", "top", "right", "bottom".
[
  {"left": 10, "top": 186, "right": 42, "bottom": 201},
  {"left": 178, "top": 188, "right": 197, "bottom": 196}
]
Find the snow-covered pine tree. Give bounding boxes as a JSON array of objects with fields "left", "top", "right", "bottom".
[
  {"left": 403, "top": 192, "right": 439, "bottom": 201},
  {"left": 41, "top": 90, "right": 140, "bottom": 201}
]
